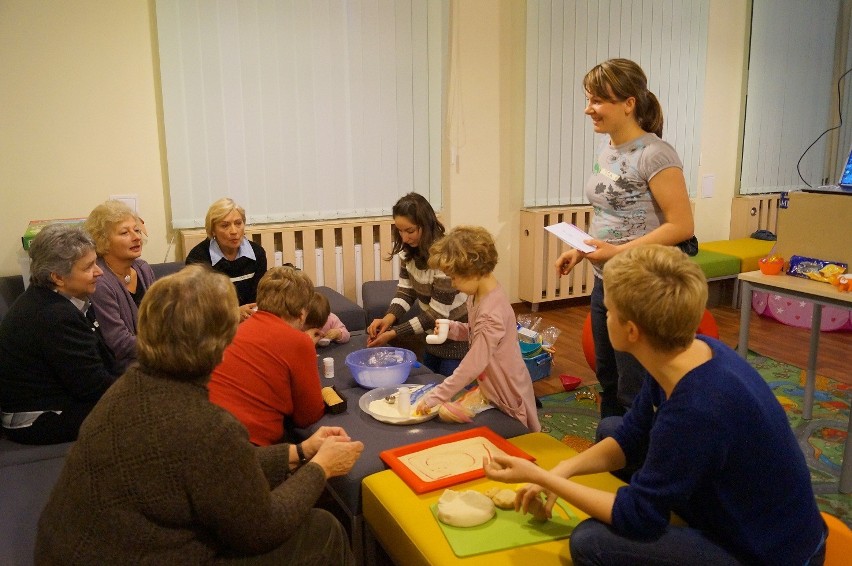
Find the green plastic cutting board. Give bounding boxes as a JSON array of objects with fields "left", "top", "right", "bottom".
[{"left": 429, "top": 499, "right": 581, "bottom": 558}]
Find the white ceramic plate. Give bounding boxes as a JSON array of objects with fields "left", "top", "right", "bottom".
[{"left": 359, "top": 385, "right": 440, "bottom": 425}]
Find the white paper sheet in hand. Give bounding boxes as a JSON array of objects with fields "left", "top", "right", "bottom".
[{"left": 545, "top": 222, "right": 597, "bottom": 253}]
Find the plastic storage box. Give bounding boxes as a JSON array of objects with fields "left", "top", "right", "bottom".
[{"left": 524, "top": 351, "right": 552, "bottom": 382}]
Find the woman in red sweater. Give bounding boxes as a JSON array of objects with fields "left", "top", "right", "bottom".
[{"left": 209, "top": 266, "right": 325, "bottom": 446}]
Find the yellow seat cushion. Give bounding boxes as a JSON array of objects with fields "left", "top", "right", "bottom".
[
  {"left": 698, "top": 238, "right": 775, "bottom": 273},
  {"left": 362, "top": 433, "right": 626, "bottom": 565}
]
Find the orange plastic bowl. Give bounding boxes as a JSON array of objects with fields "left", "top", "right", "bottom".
[{"left": 758, "top": 257, "right": 784, "bottom": 275}]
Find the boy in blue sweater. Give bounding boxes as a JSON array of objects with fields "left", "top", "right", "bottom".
[{"left": 485, "top": 244, "right": 826, "bottom": 565}]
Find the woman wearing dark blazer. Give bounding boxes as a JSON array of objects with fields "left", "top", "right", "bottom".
[
  {"left": 186, "top": 197, "right": 267, "bottom": 322},
  {"left": 0, "top": 224, "right": 119, "bottom": 445}
]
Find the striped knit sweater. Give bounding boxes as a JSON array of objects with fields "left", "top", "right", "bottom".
[{"left": 386, "top": 251, "right": 469, "bottom": 360}]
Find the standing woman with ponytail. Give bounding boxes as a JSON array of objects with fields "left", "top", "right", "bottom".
[{"left": 554, "top": 59, "right": 694, "bottom": 420}]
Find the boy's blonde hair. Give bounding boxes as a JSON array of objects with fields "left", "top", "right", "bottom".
[
  {"left": 205, "top": 197, "right": 246, "bottom": 238},
  {"left": 603, "top": 244, "right": 707, "bottom": 351},
  {"left": 137, "top": 265, "right": 239, "bottom": 381},
  {"left": 427, "top": 225, "right": 498, "bottom": 278},
  {"left": 256, "top": 266, "right": 314, "bottom": 321},
  {"left": 304, "top": 292, "right": 331, "bottom": 330}
]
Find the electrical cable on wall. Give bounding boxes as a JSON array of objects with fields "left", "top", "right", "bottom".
[
  {"left": 162, "top": 229, "right": 176, "bottom": 264},
  {"left": 796, "top": 67, "right": 852, "bottom": 187}
]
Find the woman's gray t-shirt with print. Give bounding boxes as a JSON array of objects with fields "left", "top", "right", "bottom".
[{"left": 585, "top": 132, "right": 683, "bottom": 276}]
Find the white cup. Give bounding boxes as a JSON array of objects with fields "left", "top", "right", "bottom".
[
  {"left": 426, "top": 318, "right": 450, "bottom": 345},
  {"left": 323, "top": 357, "right": 334, "bottom": 378}
]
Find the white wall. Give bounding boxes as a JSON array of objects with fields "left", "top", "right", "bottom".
[
  {"left": 0, "top": 0, "right": 751, "bottom": 303},
  {"left": 0, "top": 0, "right": 171, "bottom": 278},
  {"left": 694, "top": 0, "right": 750, "bottom": 241}
]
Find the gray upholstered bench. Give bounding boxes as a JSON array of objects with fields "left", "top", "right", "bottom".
[
  {"left": 361, "top": 280, "right": 419, "bottom": 325},
  {"left": 315, "top": 286, "right": 367, "bottom": 334},
  {"left": 0, "top": 439, "right": 73, "bottom": 566},
  {"left": 0, "top": 274, "right": 25, "bottom": 323}
]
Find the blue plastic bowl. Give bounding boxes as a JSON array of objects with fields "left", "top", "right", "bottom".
[
  {"left": 344, "top": 347, "right": 417, "bottom": 389},
  {"left": 519, "top": 339, "right": 542, "bottom": 356}
]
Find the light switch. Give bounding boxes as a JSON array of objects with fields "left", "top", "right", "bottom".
[
  {"left": 110, "top": 194, "right": 138, "bottom": 212},
  {"left": 701, "top": 175, "right": 714, "bottom": 199}
]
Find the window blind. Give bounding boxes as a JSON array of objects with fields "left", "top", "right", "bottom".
[
  {"left": 833, "top": 21, "right": 852, "bottom": 182},
  {"left": 740, "top": 0, "right": 841, "bottom": 194},
  {"left": 524, "top": 0, "right": 708, "bottom": 207},
  {"left": 156, "top": 0, "right": 447, "bottom": 229}
]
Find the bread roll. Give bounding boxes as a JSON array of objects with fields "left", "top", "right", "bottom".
[{"left": 484, "top": 487, "right": 516, "bottom": 510}]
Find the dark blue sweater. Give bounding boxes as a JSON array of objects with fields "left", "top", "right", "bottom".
[{"left": 612, "top": 337, "right": 824, "bottom": 565}]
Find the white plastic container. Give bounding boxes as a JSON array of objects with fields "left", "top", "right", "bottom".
[
  {"left": 323, "top": 357, "right": 335, "bottom": 378},
  {"left": 397, "top": 387, "right": 411, "bottom": 417},
  {"left": 426, "top": 318, "right": 450, "bottom": 344}
]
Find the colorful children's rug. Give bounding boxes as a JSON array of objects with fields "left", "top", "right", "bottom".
[{"left": 537, "top": 351, "right": 851, "bottom": 527}]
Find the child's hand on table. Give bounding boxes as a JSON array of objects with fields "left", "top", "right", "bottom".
[{"left": 324, "top": 328, "right": 342, "bottom": 342}]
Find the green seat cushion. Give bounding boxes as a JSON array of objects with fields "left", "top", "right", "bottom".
[
  {"left": 698, "top": 238, "right": 775, "bottom": 272},
  {"left": 690, "top": 249, "right": 741, "bottom": 279}
]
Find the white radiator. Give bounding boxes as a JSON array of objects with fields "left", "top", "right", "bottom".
[
  {"left": 730, "top": 194, "right": 782, "bottom": 239},
  {"left": 518, "top": 206, "right": 596, "bottom": 307},
  {"left": 180, "top": 218, "right": 398, "bottom": 304}
]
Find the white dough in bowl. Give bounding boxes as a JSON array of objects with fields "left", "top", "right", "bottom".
[{"left": 436, "top": 489, "right": 496, "bottom": 527}]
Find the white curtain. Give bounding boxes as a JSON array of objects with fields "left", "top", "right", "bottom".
[
  {"left": 834, "top": 13, "right": 852, "bottom": 183},
  {"left": 156, "top": 0, "right": 447, "bottom": 229},
  {"left": 740, "top": 0, "right": 841, "bottom": 194},
  {"left": 524, "top": 0, "right": 708, "bottom": 207}
]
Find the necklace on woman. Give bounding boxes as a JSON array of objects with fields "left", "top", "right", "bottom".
[{"left": 105, "top": 260, "right": 132, "bottom": 285}]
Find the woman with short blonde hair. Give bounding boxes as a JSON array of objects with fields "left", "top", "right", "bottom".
[
  {"left": 186, "top": 197, "right": 267, "bottom": 322},
  {"left": 84, "top": 200, "right": 155, "bottom": 372},
  {"left": 37, "top": 264, "right": 363, "bottom": 564}
]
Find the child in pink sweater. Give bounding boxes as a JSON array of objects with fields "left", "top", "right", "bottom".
[
  {"left": 414, "top": 226, "right": 540, "bottom": 431},
  {"left": 304, "top": 293, "right": 350, "bottom": 345}
]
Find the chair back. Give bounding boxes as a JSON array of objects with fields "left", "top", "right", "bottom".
[{"left": 821, "top": 512, "right": 852, "bottom": 566}]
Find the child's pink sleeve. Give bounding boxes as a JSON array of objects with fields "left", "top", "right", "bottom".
[{"left": 322, "top": 313, "right": 350, "bottom": 343}]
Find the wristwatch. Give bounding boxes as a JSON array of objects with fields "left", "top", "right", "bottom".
[{"left": 296, "top": 443, "right": 308, "bottom": 466}]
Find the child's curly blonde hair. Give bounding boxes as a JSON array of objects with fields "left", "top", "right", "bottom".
[{"left": 427, "top": 225, "right": 498, "bottom": 278}]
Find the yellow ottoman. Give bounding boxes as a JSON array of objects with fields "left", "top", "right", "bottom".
[
  {"left": 362, "top": 433, "right": 626, "bottom": 566},
  {"left": 698, "top": 238, "right": 775, "bottom": 273}
]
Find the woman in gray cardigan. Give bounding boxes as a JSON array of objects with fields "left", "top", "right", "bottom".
[{"left": 84, "top": 200, "right": 155, "bottom": 372}]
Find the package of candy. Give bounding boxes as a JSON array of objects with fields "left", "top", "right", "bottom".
[{"left": 786, "top": 255, "right": 847, "bottom": 283}]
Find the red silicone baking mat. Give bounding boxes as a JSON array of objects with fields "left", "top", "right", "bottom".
[{"left": 379, "top": 427, "right": 536, "bottom": 494}]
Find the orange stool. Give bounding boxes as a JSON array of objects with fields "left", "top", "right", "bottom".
[
  {"left": 581, "top": 309, "right": 720, "bottom": 372},
  {"left": 822, "top": 512, "right": 852, "bottom": 566}
]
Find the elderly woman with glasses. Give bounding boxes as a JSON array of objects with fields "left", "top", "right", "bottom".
[
  {"left": 186, "top": 197, "right": 268, "bottom": 322},
  {"left": 0, "top": 224, "right": 120, "bottom": 445},
  {"left": 84, "top": 200, "right": 156, "bottom": 373},
  {"left": 37, "top": 265, "right": 363, "bottom": 564}
]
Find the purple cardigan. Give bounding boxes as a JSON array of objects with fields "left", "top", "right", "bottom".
[{"left": 89, "top": 257, "right": 156, "bottom": 373}]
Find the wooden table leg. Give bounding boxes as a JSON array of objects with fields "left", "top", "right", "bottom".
[
  {"left": 737, "top": 281, "right": 752, "bottom": 360},
  {"left": 802, "top": 303, "right": 821, "bottom": 421}
]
